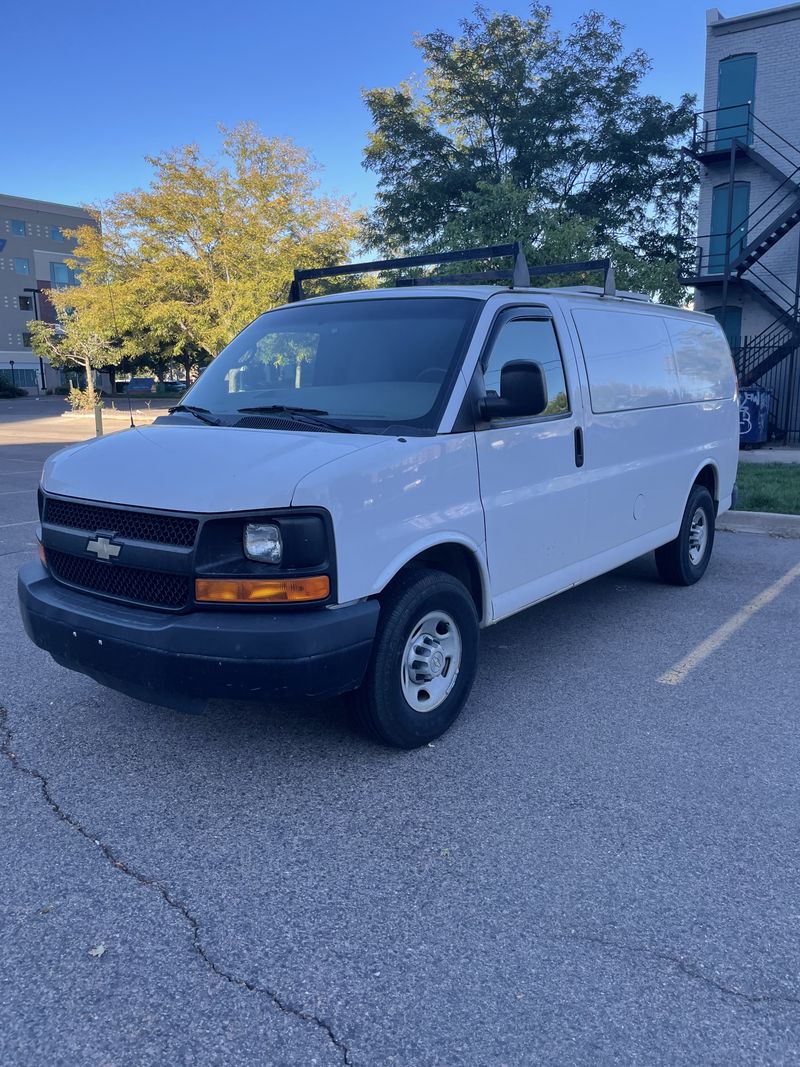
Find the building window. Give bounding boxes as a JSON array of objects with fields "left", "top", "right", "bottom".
[
  {"left": 18, "top": 295, "right": 32, "bottom": 311},
  {"left": 22, "top": 332, "right": 32, "bottom": 348},
  {"left": 3, "top": 366, "right": 39, "bottom": 388},
  {"left": 50, "top": 261, "right": 77, "bottom": 287},
  {"left": 716, "top": 54, "right": 757, "bottom": 147},
  {"left": 11, "top": 219, "right": 26, "bottom": 236},
  {"left": 14, "top": 258, "right": 31, "bottom": 275},
  {"left": 50, "top": 262, "right": 70, "bottom": 286},
  {"left": 50, "top": 226, "right": 65, "bottom": 241}
]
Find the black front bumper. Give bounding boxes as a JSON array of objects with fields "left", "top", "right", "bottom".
[{"left": 18, "top": 562, "right": 379, "bottom": 711}]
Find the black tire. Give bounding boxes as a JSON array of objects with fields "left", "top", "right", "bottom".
[
  {"left": 351, "top": 567, "right": 479, "bottom": 749},
  {"left": 655, "top": 485, "right": 716, "bottom": 586}
]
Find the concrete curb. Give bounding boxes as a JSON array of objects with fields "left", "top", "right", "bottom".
[
  {"left": 718, "top": 510, "right": 800, "bottom": 538},
  {"left": 738, "top": 448, "right": 800, "bottom": 465}
]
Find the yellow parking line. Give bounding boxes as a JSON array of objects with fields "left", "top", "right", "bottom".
[{"left": 658, "top": 559, "right": 800, "bottom": 686}]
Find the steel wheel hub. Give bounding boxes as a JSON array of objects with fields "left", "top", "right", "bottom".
[
  {"left": 401, "top": 610, "right": 462, "bottom": 713},
  {"left": 688, "top": 507, "right": 708, "bottom": 566}
]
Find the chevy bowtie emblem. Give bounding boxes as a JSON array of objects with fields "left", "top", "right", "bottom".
[{"left": 86, "top": 536, "right": 122, "bottom": 561}]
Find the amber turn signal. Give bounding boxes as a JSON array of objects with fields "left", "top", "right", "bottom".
[
  {"left": 37, "top": 541, "right": 46, "bottom": 566},
  {"left": 195, "top": 576, "right": 330, "bottom": 604}
]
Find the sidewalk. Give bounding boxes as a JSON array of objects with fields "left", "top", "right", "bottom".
[{"left": 739, "top": 446, "right": 800, "bottom": 464}]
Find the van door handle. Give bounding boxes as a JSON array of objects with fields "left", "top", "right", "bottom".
[{"left": 574, "top": 426, "right": 585, "bottom": 468}]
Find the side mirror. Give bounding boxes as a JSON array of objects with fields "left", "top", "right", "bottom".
[{"left": 480, "top": 360, "right": 548, "bottom": 421}]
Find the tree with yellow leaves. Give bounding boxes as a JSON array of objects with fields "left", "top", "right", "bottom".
[{"left": 46, "top": 122, "right": 361, "bottom": 382}]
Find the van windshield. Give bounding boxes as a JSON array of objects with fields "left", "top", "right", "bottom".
[{"left": 181, "top": 296, "right": 482, "bottom": 434}]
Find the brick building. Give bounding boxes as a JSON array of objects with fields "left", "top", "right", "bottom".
[{"left": 682, "top": 3, "right": 800, "bottom": 442}]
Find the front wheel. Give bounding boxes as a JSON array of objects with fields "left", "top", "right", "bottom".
[
  {"left": 351, "top": 568, "right": 479, "bottom": 748},
  {"left": 655, "top": 485, "right": 716, "bottom": 586}
]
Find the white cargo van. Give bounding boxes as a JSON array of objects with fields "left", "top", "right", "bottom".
[{"left": 18, "top": 245, "right": 739, "bottom": 748}]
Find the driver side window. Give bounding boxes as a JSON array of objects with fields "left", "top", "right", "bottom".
[{"left": 484, "top": 318, "right": 570, "bottom": 416}]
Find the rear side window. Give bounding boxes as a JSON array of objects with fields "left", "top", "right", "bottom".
[
  {"left": 664, "top": 318, "right": 736, "bottom": 401},
  {"left": 572, "top": 309, "right": 681, "bottom": 413}
]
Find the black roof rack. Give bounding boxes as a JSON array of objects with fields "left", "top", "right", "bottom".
[
  {"left": 288, "top": 244, "right": 616, "bottom": 301},
  {"left": 528, "top": 259, "right": 615, "bottom": 296}
]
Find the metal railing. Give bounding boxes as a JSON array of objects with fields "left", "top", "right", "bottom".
[
  {"left": 687, "top": 239, "right": 799, "bottom": 330},
  {"left": 679, "top": 106, "right": 800, "bottom": 441},
  {"left": 744, "top": 261, "right": 799, "bottom": 316},
  {"left": 689, "top": 243, "right": 745, "bottom": 280},
  {"left": 730, "top": 333, "right": 800, "bottom": 442},
  {"left": 740, "top": 312, "right": 800, "bottom": 357},
  {"left": 687, "top": 105, "right": 800, "bottom": 282},
  {"left": 692, "top": 105, "right": 800, "bottom": 171}
]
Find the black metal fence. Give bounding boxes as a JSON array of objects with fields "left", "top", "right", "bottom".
[{"left": 730, "top": 334, "right": 800, "bottom": 443}]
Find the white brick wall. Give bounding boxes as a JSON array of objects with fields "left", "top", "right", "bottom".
[{"left": 694, "top": 5, "right": 800, "bottom": 340}]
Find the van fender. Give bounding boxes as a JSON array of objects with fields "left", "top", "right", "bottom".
[
  {"left": 686, "top": 457, "right": 720, "bottom": 509},
  {"left": 369, "top": 532, "right": 492, "bottom": 624}
]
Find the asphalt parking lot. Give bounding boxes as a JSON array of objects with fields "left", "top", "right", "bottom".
[{"left": 1, "top": 399, "right": 800, "bottom": 1066}]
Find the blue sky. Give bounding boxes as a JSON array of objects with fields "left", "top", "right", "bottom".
[{"left": 2, "top": 0, "right": 761, "bottom": 212}]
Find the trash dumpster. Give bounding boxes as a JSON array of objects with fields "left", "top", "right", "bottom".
[{"left": 739, "top": 385, "right": 771, "bottom": 447}]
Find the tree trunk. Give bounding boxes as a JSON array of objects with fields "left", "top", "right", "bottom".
[{"left": 84, "top": 355, "right": 96, "bottom": 404}]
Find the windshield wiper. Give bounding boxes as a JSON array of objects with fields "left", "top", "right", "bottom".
[
  {"left": 168, "top": 404, "right": 221, "bottom": 426},
  {"left": 237, "top": 405, "right": 355, "bottom": 433}
]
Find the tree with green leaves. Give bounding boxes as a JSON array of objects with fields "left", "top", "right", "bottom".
[
  {"left": 28, "top": 295, "right": 121, "bottom": 406},
  {"left": 55, "top": 122, "right": 362, "bottom": 376},
  {"left": 362, "top": 4, "right": 696, "bottom": 301}
]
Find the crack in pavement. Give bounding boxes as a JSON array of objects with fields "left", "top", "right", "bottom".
[
  {"left": 550, "top": 931, "right": 800, "bottom": 1008},
  {"left": 0, "top": 704, "right": 353, "bottom": 1066}
]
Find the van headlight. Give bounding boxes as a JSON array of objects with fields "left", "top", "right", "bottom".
[{"left": 244, "top": 522, "right": 283, "bottom": 564}]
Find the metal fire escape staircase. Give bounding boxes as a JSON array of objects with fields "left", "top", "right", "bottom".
[{"left": 680, "top": 106, "right": 800, "bottom": 388}]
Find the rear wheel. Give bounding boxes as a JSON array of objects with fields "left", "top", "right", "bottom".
[
  {"left": 351, "top": 568, "right": 479, "bottom": 748},
  {"left": 655, "top": 485, "right": 715, "bottom": 586}
]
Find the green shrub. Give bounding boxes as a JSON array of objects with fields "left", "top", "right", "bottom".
[
  {"left": 0, "top": 372, "right": 26, "bottom": 398},
  {"left": 66, "top": 384, "right": 104, "bottom": 412}
]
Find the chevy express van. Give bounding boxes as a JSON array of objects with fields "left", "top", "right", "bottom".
[{"left": 18, "top": 246, "right": 739, "bottom": 748}]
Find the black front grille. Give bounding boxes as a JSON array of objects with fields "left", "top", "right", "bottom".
[
  {"left": 44, "top": 498, "right": 198, "bottom": 548},
  {"left": 47, "top": 548, "right": 190, "bottom": 609}
]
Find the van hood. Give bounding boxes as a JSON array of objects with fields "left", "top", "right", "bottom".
[{"left": 42, "top": 424, "right": 383, "bottom": 512}]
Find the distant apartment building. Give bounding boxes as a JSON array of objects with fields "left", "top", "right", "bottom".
[
  {"left": 0, "top": 193, "right": 95, "bottom": 393},
  {"left": 681, "top": 3, "right": 800, "bottom": 442}
]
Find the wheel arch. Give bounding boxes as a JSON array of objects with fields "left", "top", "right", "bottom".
[
  {"left": 372, "top": 537, "right": 490, "bottom": 624},
  {"left": 690, "top": 461, "right": 720, "bottom": 513}
]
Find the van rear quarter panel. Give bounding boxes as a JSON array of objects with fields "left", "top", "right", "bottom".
[
  {"left": 291, "top": 433, "right": 489, "bottom": 612},
  {"left": 558, "top": 301, "right": 739, "bottom": 559},
  {"left": 578, "top": 402, "right": 738, "bottom": 555}
]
